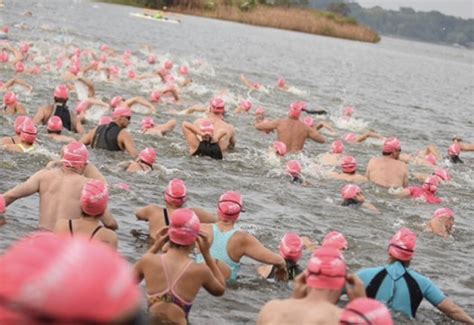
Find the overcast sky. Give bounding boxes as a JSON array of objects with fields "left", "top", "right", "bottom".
[{"left": 355, "top": 0, "right": 473, "bottom": 19}]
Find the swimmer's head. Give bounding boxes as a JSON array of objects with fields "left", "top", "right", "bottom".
[
  {"left": 341, "top": 184, "right": 363, "bottom": 203},
  {"left": 331, "top": 140, "right": 344, "bottom": 154},
  {"left": 422, "top": 175, "right": 439, "bottom": 194},
  {"left": 179, "top": 66, "right": 189, "bottom": 76},
  {"left": 279, "top": 232, "right": 303, "bottom": 263},
  {"left": 255, "top": 106, "right": 265, "bottom": 116},
  {"left": 277, "top": 77, "right": 286, "bottom": 88},
  {"left": 200, "top": 120, "right": 214, "bottom": 139},
  {"left": 342, "top": 106, "right": 353, "bottom": 118},
  {"left": 127, "top": 70, "right": 136, "bottom": 80},
  {"left": 340, "top": 298, "right": 393, "bottom": 325},
  {"left": 168, "top": 208, "right": 200, "bottom": 246},
  {"left": 286, "top": 160, "right": 302, "bottom": 178},
  {"left": 141, "top": 116, "right": 155, "bottom": 130},
  {"left": 432, "top": 208, "right": 455, "bottom": 234},
  {"left": 433, "top": 207, "right": 454, "bottom": 220},
  {"left": 303, "top": 116, "right": 314, "bottom": 127},
  {"left": 217, "top": 191, "right": 244, "bottom": 222},
  {"left": 164, "top": 178, "right": 187, "bottom": 207},
  {"left": 434, "top": 168, "right": 451, "bottom": 182},
  {"left": 448, "top": 143, "right": 461, "bottom": 157},
  {"left": 425, "top": 153, "right": 437, "bottom": 166},
  {"left": 19, "top": 121, "right": 37, "bottom": 144},
  {"left": 2, "top": 25, "right": 9, "bottom": 33},
  {"left": 14, "top": 116, "right": 30, "bottom": 135},
  {"left": 273, "top": 141, "right": 287, "bottom": 157},
  {"left": 322, "top": 231, "right": 348, "bottom": 251},
  {"left": 149, "top": 90, "right": 161, "bottom": 103},
  {"left": 288, "top": 101, "right": 306, "bottom": 119},
  {"left": 110, "top": 96, "right": 123, "bottom": 108},
  {"left": 210, "top": 97, "right": 225, "bottom": 114},
  {"left": 3, "top": 91, "right": 17, "bottom": 106},
  {"left": 99, "top": 116, "right": 112, "bottom": 126},
  {"left": 343, "top": 133, "right": 357, "bottom": 144},
  {"left": 112, "top": 106, "right": 132, "bottom": 127},
  {"left": 240, "top": 100, "right": 252, "bottom": 112},
  {"left": 15, "top": 61, "right": 25, "bottom": 73},
  {"left": 20, "top": 42, "right": 30, "bottom": 54},
  {"left": 164, "top": 60, "right": 173, "bottom": 70},
  {"left": 388, "top": 228, "right": 416, "bottom": 262},
  {"left": 47, "top": 116, "right": 63, "bottom": 134},
  {"left": 147, "top": 55, "right": 156, "bottom": 64},
  {"left": 100, "top": 44, "right": 109, "bottom": 52},
  {"left": 341, "top": 156, "right": 357, "bottom": 174},
  {"left": 53, "top": 84, "right": 69, "bottom": 103},
  {"left": 307, "top": 247, "right": 346, "bottom": 290},
  {"left": 62, "top": 141, "right": 89, "bottom": 171},
  {"left": 81, "top": 180, "right": 109, "bottom": 217},
  {"left": 138, "top": 147, "right": 156, "bottom": 166},
  {"left": 69, "top": 63, "right": 80, "bottom": 76},
  {"left": 382, "top": 137, "right": 401, "bottom": 158}
]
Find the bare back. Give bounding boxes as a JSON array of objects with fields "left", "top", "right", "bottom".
[
  {"left": 54, "top": 218, "right": 117, "bottom": 249},
  {"left": 366, "top": 157, "right": 408, "bottom": 188}
]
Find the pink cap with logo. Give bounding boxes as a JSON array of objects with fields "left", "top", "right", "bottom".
[
  {"left": 75, "top": 100, "right": 89, "bottom": 114},
  {"left": 255, "top": 106, "right": 265, "bottom": 115},
  {"left": 273, "top": 141, "right": 287, "bottom": 157},
  {"left": 62, "top": 141, "right": 89, "bottom": 169},
  {"left": 422, "top": 175, "right": 439, "bottom": 193},
  {"left": 340, "top": 298, "right": 393, "bottom": 325},
  {"left": 168, "top": 209, "right": 200, "bottom": 245},
  {"left": 341, "top": 156, "right": 357, "bottom": 173},
  {"left": 147, "top": 55, "right": 157, "bottom": 64},
  {"left": 388, "top": 228, "right": 416, "bottom": 261},
  {"left": 54, "top": 85, "right": 69, "bottom": 100},
  {"left": 322, "top": 231, "right": 348, "bottom": 251},
  {"left": 341, "top": 184, "right": 361, "bottom": 200},
  {"left": 241, "top": 100, "right": 252, "bottom": 112},
  {"left": 164, "top": 60, "right": 173, "bottom": 70},
  {"left": 210, "top": 97, "right": 225, "bottom": 114},
  {"left": 81, "top": 180, "right": 109, "bottom": 217},
  {"left": 110, "top": 96, "right": 123, "bottom": 108},
  {"left": 279, "top": 232, "right": 303, "bottom": 262},
  {"left": 200, "top": 120, "right": 214, "bottom": 137},
  {"left": 434, "top": 169, "right": 451, "bottom": 182},
  {"left": 307, "top": 247, "right": 346, "bottom": 290},
  {"left": 303, "top": 116, "right": 314, "bottom": 127},
  {"left": 448, "top": 143, "right": 461, "bottom": 156},
  {"left": 14, "top": 116, "right": 30, "bottom": 135},
  {"left": 164, "top": 179, "right": 187, "bottom": 207},
  {"left": 383, "top": 137, "right": 401, "bottom": 154},
  {"left": 150, "top": 90, "right": 161, "bottom": 103},
  {"left": 433, "top": 207, "right": 454, "bottom": 220},
  {"left": 15, "top": 61, "right": 25, "bottom": 73},
  {"left": 112, "top": 106, "right": 132, "bottom": 118},
  {"left": 277, "top": 77, "right": 286, "bottom": 88},
  {"left": 19, "top": 121, "right": 37, "bottom": 144},
  {"left": 138, "top": 147, "right": 157, "bottom": 166},
  {"left": 47, "top": 116, "right": 63, "bottom": 132},
  {"left": 286, "top": 160, "right": 302, "bottom": 177},
  {"left": 179, "top": 66, "right": 189, "bottom": 75},
  {"left": 3, "top": 91, "right": 17, "bottom": 106},
  {"left": 141, "top": 116, "right": 155, "bottom": 130},
  {"left": 217, "top": 191, "right": 244, "bottom": 222},
  {"left": 331, "top": 140, "right": 344, "bottom": 154},
  {"left": 288, "top": 101, "right": 306, "bottom": 119},
  {"left": 343, "top": 106, "right": 353, "bottom": 117}
]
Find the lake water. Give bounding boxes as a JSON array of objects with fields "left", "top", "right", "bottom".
[{"left": 1, "top": 0, "right": 473, "bottom": 323}]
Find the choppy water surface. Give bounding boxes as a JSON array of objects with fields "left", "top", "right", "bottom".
[{"left": 1, "top": 0, "right": 473, "bottom": 323}]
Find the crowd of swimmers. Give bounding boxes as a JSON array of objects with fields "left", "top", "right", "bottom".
[{"left": 1, "top": 28, "right": 474, "bottom": 324}]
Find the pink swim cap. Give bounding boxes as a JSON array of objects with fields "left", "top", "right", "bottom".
[
  {"left": 200, "top": 119, "right": 214, "bottom": 137},
  {"left": 341, "top": 184, "right": 361, "bottom": 200},
  {"left": 255, "top": 106, "right": 265, "bottom": 115},
  {"left": 100, "top": 44, "right": 109, "bottom": 52},
  {"left": 75, "top": 100, "right": 89, "bottom": 114},
  {"left": 1, "top": 25, "right": 8, "bottom": 33},
  {"left": 0, "top": 232, "right": 140, "bottom": 322},
  {"left": 240, "top": 100, "right": 252, "bottom": 112},
  {"left": 54, "top": 85, "right": 69, "bottom": 100},
  {"left": 62, "top": 141, "right": 89, "bottom": 170},
  {"left": 149, "top": 90, "right": 161, "bottom": 103},
  {"left": 164, "top": 179, "right": 187, "bottom": 207},
  {"left": 273, "top": 141, "right": 287, "bottom": 157},
  {"left": 279, "top": 232, "right": 303, "bottom": 262},
  {"left": 343, "top": 106, "right": 353, "bottom": 117},
  {"left": 168, "top": 208, "right": 200, "bottom": 246},
  {"left": 3, "top": 91, "right": 17, "bottom": 106},
  {"left": 0, "top": 51, "right": 8, "bottom": 63},
  {"left": 383, "top": 137, "right": 401, "bottom": 154},
  {"left": 277, "top": 77, "right": 286, "bottom": 88},
  {"left": 141, "top": 116, "right": 155, "bottom": 130},
  {"left": 164, "top": 60, "right": 173, "bottom": 70},
  {"left": 343, "top": 133, "right": 357, "bottom": 144},
  {"left": 434, "top": 169, "right": 451, "bottom": 182},
  {"left": 322, "top": 231, "right": 348, "bottom": 251},
  {"left": 340, "top": 298, "right": 393, "bottom": 325},
  {"left": 110, "top": 96, "right": 122, "bottom": 108},
  {"left": 307, "top": 247, "right": 346, "bottom": 290},
  {"left": 112, "top": 106, "right": 132, "bottom": 118},
  {"left": 147, "top": 54, "right": 157, "bottom": 64},
  {"left": 331, "top": 140, "right": 344, "bottom": 154},
  {"left": 210, "top": 97, "right": 225, "bottom": 114},
  {"left": 109, "top": 66, "right": 119, "bottom": 76},
  {"left": 14, "top": 116, "right": 30, "bottom": 135},
  {"left": 422, "top": 175, "right": 439, "bottom": 194},
  {"left": 448, "top": 143, "right": 461, "bottom": 156},
  {"left": 127, "top": 70, "right": 136, "bottom": 79},
  {"left": 19, "top": 121, "right": 37, "bottom": 144},
  {"left": 341, "top": 156, "right": 357, "bottom": 173},
  {"left": 0, "top": 194, "right": 5, "bottom": 214},
  {"left": 303, "top": 116, "right": 314, "bottom": 127},
  {"left": 388, "top": 228, "right": 416, "bottom": 261},
  {"left": 286, "top": 160, "right": 302, "bottom": 177},
  {"left": 425, "top": 153, "right": 437, "bottom": 166},
  {"left": 288, "top": 101, "right": 306, "bottom": 119},
  {"left": 99, "top": 54, "right": 108, "bottom": 63},
  {"left": 15, "top": 61, "right": 25, "bottom": 73},
  {"left": 179, "top": 66, "right": 189, "bottom": 75},
  {"left": 138, "top": 147, "right": 156, "bottom": 166},
  {"left": 433, "top": 207, "right": 454, "bottom": 220},
  {"left": 69, "top": 63, "right": 80, "bottom": 76},
  {"left": 81, "top": 180, "right": 109, "bottom": 217},
  {"left": 217, "top": 191, "right": 244, "bottom": 222},
  {"left": 99, "top": 116, "right": 112, "bottom": 126},
  {"left": 47, "top": 116, "right": 63, "bottom": 132}
]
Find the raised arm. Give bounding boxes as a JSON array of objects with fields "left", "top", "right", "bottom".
[
  {"left": 255, "top": 120, "right": 279, "bottom": 132},
  {"left": 182, "top": 121, "right": 200, "bottom": 154},
  {"left": 308, "top": 127, "right": 326, "bottom": 144},
  {"left": 100, "top": 209, "right": 118, "bottom": 230},
  {"left": 125, "top": 96, "right": 155, "bottom": 113},
  {"left": 197, "top": 233, "right": 226, "bottom": 296},
  {"left": 80, "top": 128, "right": 95, "bottom": 146},
  {"left": 135, "top": 205, "right": 153, "bottom": 221},
  {"left": 3, "top": 170, "right": 43, "bottom": 206},
  {"left": 191, "top": 207, "right": 217, "bottom": 223},
  {"left": 243, "top": 233, "right": 285, "bottom": 267}
]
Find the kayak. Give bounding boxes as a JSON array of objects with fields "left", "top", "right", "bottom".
[{"left": 129, "top": 13, "right": 180, "bottom": 24}]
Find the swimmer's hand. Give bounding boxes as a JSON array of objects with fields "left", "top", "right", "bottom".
[
  {"left": 345, "top": 273, "right": 366, "bottom": 301},
  {"left": 197, "top": 232, "right": 211, "bottom": 256},
  {"left": 292, "top": 272, "right": 308, "bottom": 299},
  {"left": 148, "top": 226, "right": 169, "bottom": 254},
  {"left": 274, "top": 262, "right": 289, "bottom": 282}
]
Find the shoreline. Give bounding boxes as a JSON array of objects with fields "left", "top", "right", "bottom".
[{"left": 97, "top": 1, "right": 380, "bottom": 44}]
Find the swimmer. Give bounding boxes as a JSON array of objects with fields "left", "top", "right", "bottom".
[
  {"left": 240, "top": 74, "right": 263, "bottom": 91},
  {"left": 356, "top": 228, "right": 474, "bottom": 322},
  {"left": 234, "top": 99, "right": 252, "bottom": 114},
  {"left": 2, "top": 141, "right": 117, "bottom": 230},
  {"left": 140, "top": 116, "right": 176, "bottom": 136},
  {"left": 287, "top": 160, "right": 309, "bottom": 185},
  {"left": 303, "top": 116, "right": 336, "bottom": 135},
  {"left": 120, "top": 147, "right": 157, "bottom": 173},
  {"left": 414, "top": 168, "right": 451, "bottom": 184},
  {"left": 1, "top": 120, "right": 37, "bottom": 153},
  {"left": 328, "top": 156, "right": 368, "bottom": 183},
  {"left": 258, "top": 247, "right": 366, "bottom": 325},
  {"left": 80, "top": 106, "right": 138, "bottom": 158},
  {"left": 255, "top": 101, "right": 326, "bottom": 152},
  {"left": 453, "top": 137, "right": 474, "bottom": 152},
  {"left": 447, "top": 143, "right": 463, "bottom": 164},
  {"left": 318, "top": 140, "right": 344, "bottom": 166},
  {"left": 45, "top": 116, "right": 76, "bottom": 143},
  {"left": 272, "top": 140, "right": 287, "bottom": 157},
  {"left": 109, "top": 95, "right": 156, "bottom": 114},
  {"left": 425, "top": 208, "right": 455, "bottom": 238},
  {"left": 343, "top": 130, "right": 384, "bottom": 145},
  {"left": 0, "top": 78, "right": 33, "bottom": 92},
  {"left": 54, "top": 180, "right": 117, "bottom": 249},
  {"left": 33, "top": 85, "right": 84, "bottom": 133},
  {"left": 1, "top": 91, "right": 26, "bottom": 115},
  {"left": 339, "top": 298, "right": 393, "bottom": 325},
  {"left": 257, "top": 232, "right": 304, "bottom": 281},
  {"left": 399, "top": 144, "right": 441, "bottom": 167},
  {"left": 195, "top": 191, "right": 288, "bottom": 281},
  {"left": 182, "top": 119, "right": 226, "bottom": 160},
  {"left": 276, "top": 77, "right": 289, "bottom": 92},
  {"left": 393, "top": 175, "right": 442, "bottom": 204},
  {"left": 366, "top": 137, "right": 408, "bottom": 188},
  {"left": 134, "top": 209, "right": 226, "bottom": 324},
  {"left": 255, "top": 106, "right": 266, "bottom": 124},
  {"left": 0, "top": 115, "right": 30, "bottom": 145},
  {"left": 341, "top": 184, "right": 379, "bottom": 213},
  {"left": 135, "top": 178, "right": 216, "bottom": 239}
]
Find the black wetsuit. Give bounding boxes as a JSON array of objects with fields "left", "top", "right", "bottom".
[
  {"left": 291, "top": 176, "right": 303, "bottom": 185},
  {"left": 193, "top": 140, "right": 223, "bottom": 160},
  {"left": 267, "top": 261, "right": 303, "bottom": 281},
  {"left": 342, "top": 199, "right": 362, "bottom": 207},
  {"left": 448, "top": 155, "right": 464, "bottom": 164},
  {"left": 92, "top": 122, "right": 122, "bottom": 151},
  {"left": 163, "top": 208, "right": 170, "bottom": 226},
  {"left": 52, "top": 103, "right": 72, "bottom": 131},
  {"left": 69, "top": 219, "right": 103, "bottom": 240}
]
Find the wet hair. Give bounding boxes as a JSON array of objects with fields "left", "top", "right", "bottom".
[
  {"left": 291, "top": 176, "right": 303, "bottom": 185},
  {"left": 382, "top": 152, "right": 391, "bottom": 156},
  {"left": 47, "top": 130, "right": 61, "bottom": 135},
  {"left": 343, "top": 170, "right": 356, "bottom": 175},
  {"left": 54, "top": 97, "right": 68, "bottom": 104},
  {"left": 448, "top": 155, "right": 464, "bottom": 164},
  {"left": 342, "top": 199, "right": 362, "bottom": 207},
  {"left": 168, "top": 241, "right": 187, "bottom": 249}
]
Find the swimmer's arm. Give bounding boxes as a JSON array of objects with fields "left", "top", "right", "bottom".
[
  {"left": 80, "top": 128, "right": 95, "bottom": 145},
  {"left": 6, "top": 78, "right": 33, "bottom": 91},
  {"left": 402, "top": 167, "right": 409, "bottom": 188},
  {"left": 100, "top": 209, "right": 118, "bottom": 231},
  {"left": 162, "top": 88, "right": 180, "bottom": 101},
  {"left": 32, "top": 106, "right": 47, "bottom": 125},
  {"left": 362, "top": 202, "right": 380, "bottom": 214},
  {"left": 191, "top": 207, "right": 217, "bottom": 223},
  {"left": 365, "top": 159, "right": 373, "bottom": 180},
  {"left": 132, "top": 257, "right": 146, "bottom": 282},
  {"left": 125, "top": 97, "right": 155, "bottom": 113},
  {"left": 437, "top": 298, "right": 474, "bottom": 324},
  {"left": 16, "top": 103, "right": 27, "bottom": 115},
  {"left": 116, "top": 161, "right": 132, "bottom": 170},
  {"left": 84, "top": 164, "right": 107, "bottom": 182},
  {"left": 182, "top": 121, "right": 200, "bottom": 154},
  {"left": 135, "top": 205, "right": 152, "bottom": 221},
  {"left": 257, "top": 301, "right": 279, "bottom": 325},
  {"left": 413, "top": 172, "right": 430, "bottom": 183},
  {"left": 85, "top": 98, "right": 109, "bottom": 107},
  {"left": 356, "top": 130, "right": 382, "bottom": 143},
  {"left": 121, "top": 131, "right": 138, "bottom": 158},
  {"left": 243, "top": 234, "right": 286, "bottom": 267},
  {"left": 73, "top": 114, "right": 85, "bottom": 134},
  {"left": 77, "top": 77, "right": 96, "bottom": 97},
  {"left": 180, "top": 105, "right": 207, "bottom": 115},
  {"left": 308, "top": 128, "right": 326, "bottom": 144},
  {"left": 459, "top": 143, "right": 474, "bottom": 152},
  {"left": 3, "top": 170, "right": 43, "bottom": 205},
  {"left": 240, "top": 74, "right": 255, "bottom": 89},
  {"left": 255, "top": 120, "right": 278, "bottom": 132}
]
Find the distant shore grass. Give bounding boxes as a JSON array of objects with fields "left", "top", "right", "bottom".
[{"left": 97, "top": 0, "right": 380, "bottom": 44}]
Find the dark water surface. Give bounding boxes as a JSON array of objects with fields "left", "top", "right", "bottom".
[{"left": 1, "top": 0, "right": 473, "bottom": 323}]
